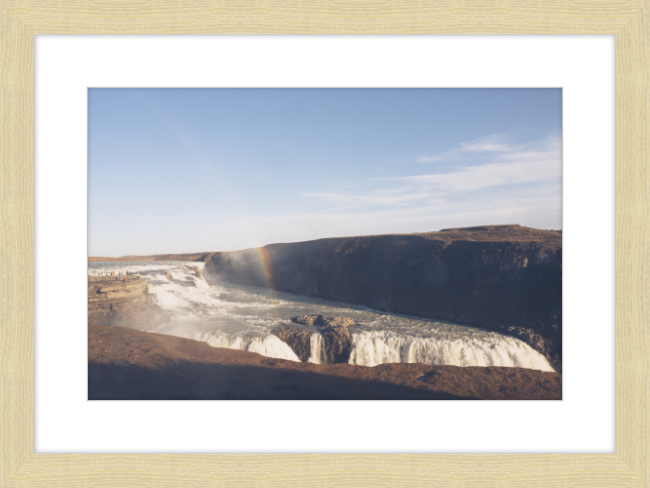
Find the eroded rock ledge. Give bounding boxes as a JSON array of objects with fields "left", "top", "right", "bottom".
[
  {"left": 88, "top": 277, "right": 162, "bottom": 328},
  {"left": 273, "top": 315, "right": 356, "bottom": 364}
]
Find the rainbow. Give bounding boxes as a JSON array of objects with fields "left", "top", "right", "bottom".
[{"left": 255, "top": 246, "right": 277, "bottom": 297}]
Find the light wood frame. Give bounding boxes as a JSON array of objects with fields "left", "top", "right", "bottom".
[{"left": 1, "top": 1, "right": 647, "bottom": 486}]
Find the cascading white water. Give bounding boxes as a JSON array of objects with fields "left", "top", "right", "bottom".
[
  {"left": 89, "top": 260, "right": 307, "bottom": 362},
  {"left": 169, "top": 327, "right": 300, "bottom": 361},
  {"left": 347, "top": 330, "right": 553, "bottom": 371},
  {"left": 88, "top": 260, "right": 555, "bottom": 372},
  {"left": 308, "top": 332, "right": 324, "bottom": 364}
]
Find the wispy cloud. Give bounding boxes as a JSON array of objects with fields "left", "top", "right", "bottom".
[
  {"left": 307, "top": 133, "right": 560, "bottom": 207},
  {"left": 417, "top": 134, "right": 502, "bottom": 163},
  {"left": 407, "top": 134, "right": 561, "bottom": 190},
  {"left": 303, "top": 190, "right": 438, "bottom": 211},
  {"left": 416, "top": 133, "right": 551, "bottom": 163},
  {"left": 398, "top": 158, "right": 561, "bottom": 193},
  {"left": 461, "top": 134, "right": 514, "bottom": 153}
]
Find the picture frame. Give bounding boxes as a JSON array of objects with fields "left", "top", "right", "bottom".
[{"left": 1, "top": 1, "right": 646, "bottom": 486}]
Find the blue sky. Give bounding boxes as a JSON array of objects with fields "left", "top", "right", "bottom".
[{"left": 88, "top": 88, "right": 562, "bottom": 256}]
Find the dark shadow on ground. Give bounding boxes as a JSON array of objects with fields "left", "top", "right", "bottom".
[{"left": 88, "top": 360, "right": 472, "bottom": 400}]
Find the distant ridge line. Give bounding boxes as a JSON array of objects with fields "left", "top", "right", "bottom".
[{"left": 88, "top": 224, "right": 562, "bottom": 261}]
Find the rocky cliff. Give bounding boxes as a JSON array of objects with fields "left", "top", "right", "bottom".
[
  {"left": 204, "top": 225, "right": 562, "bottom": 367},
  {"left": 274, "top": 315, "right": 356, "bottom": 363}
]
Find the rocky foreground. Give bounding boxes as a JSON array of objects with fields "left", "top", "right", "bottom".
[{"left": 88, "top": 325, "right": 562, "bottom": 401}]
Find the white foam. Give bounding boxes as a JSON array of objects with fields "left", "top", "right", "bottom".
[
  {"left": 170, "top": 328, "right": 300, "bottom": 362},
  {"left": 308, "top": 332, "right": 324, "bottom": 364},
  {"left": 348, "top": 330, "right": 555, "bottom": 371}
]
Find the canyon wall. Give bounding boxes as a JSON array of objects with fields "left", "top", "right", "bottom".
[{"left": 204, "top": 225, "right": 562, "bottom": 366}]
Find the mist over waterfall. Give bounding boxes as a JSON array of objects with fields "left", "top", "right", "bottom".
[{"left": 88, "top": 260, "right": 555, "bottom": 372}]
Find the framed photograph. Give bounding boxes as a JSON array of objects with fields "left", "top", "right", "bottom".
[
  {"left": 86, "top": 86, "right": 563, "bottom": 403},
  {"left": 2, "top": 2, "right": 646, "bottom": 486}
]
